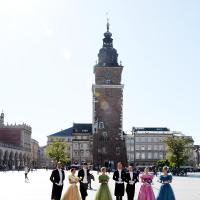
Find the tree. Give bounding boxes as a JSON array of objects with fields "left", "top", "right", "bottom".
[
  {"left": 156, "top": 159, "right": 170, "bottom": 169},
  {"left": 164, "top": 136, "right": 193, "bottom": 168},
  {"left": 47, "top": 139, "right": 70, "bottom": 165}
]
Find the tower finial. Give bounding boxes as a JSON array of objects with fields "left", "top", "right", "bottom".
[
  {"left": 107, "top": 18, "right": 110, "bottom": 32},
  {"left": 106, "top": 12, "right": 110, "bottom": 32}
]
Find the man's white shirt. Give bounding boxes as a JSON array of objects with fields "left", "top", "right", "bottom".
[
  {"left": 130, "top": 172, "right": 133, "bottom": 180},
  {"left": 116, "top": 169, "right": 123, "bottom": 184},
  {"left": 58, "top": 169, "right": 63, "bottom": 186},
  {"left": 118, "top": 169, "right": 122, "bottom": 179},
  {"left": 83, "top": 169, "right": 88, "bottom": 183},
  {"left": 24, "top": 167, "right": 28, "bottom": 173}
]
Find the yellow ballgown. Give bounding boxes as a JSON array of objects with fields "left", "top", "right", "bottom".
[{"left": 61, "top": 174, "right": 81, "bottom": 200}]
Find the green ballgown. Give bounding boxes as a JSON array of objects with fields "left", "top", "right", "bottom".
[{"left": 95, "top": 174, "right": 113, "bottom": 200}]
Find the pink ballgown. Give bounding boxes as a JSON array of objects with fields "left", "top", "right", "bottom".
[{"left": 138, "top": 173, "right": 156, "bottom": 200}]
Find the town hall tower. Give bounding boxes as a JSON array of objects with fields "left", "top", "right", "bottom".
[{"left": 92, "top": 21, "right": 127, "bottom": 168}]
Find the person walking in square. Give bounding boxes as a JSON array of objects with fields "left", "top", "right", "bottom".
[
  {"left": 61, "top": 168, "right": 81, "bottom": 200},
  {"left": 125, "top": 165, "right": 139, "bottom": 200},
  {"left": 24, "top": 165, "right": 30, "bottom": 183},
  {"left": 113, "top": 162, "right": 126, "bottom": 200},
  {"left": 95, "top": 167, "right": 112, "bottom": 200},
  {"left": 137, "top": 167, "right": 156, "bottom": 200},
  {"left": 50, "top": 162, "right": 65, "bottom": 200},
  {"left": 87, "top": 170, "right": 95, "bottom": 190},
  {"left": 78, "top": 162, "right": 89, "bottom": 200},
  {"left": 156, "top": 166, "right": 176, "bottom": 200}
]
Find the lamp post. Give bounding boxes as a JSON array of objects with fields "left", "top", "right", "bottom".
[
  {"left": 132, "top": 127, "right": 136, "bottom": 166},
  {"left": 78, "top": 142, "right": 81, "bottom": 165}
]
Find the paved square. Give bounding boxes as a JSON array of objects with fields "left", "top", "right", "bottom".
[{"left": 0, "top": 170, "right": 199, "bottom": 200}]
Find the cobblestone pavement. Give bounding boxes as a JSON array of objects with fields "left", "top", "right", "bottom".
[{"left": 0, "top": 170, "right": 199, "bottom": 200}]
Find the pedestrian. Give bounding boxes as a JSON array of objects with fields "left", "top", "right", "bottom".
[
  {"left": 137, "top": 167, "right": 156, "bottom": 200},
  {"left": 12, "top": 164, "right": 15, "bottom": 172},
  {"left": 78, "top": 162, "right": 89, "bottom": 200},
  {"left": 153, "top": 168, "right": 157, "bottom": 177},
  {"left": 61, "top": 168, "right": 81, "bottom": 200},
  {"left": 50, "top": 162, "right": 65, "bottom": 200},
  {"left": 113, "top": 162, "right": 126, "bottom": 200},
  {"left": 87, "top": 170, "right": 95, "bottom": 190},
  {"left": 156, "top": 166, "right": 176, "bottom": 200},
  {"left": 95, "top": 167, "right": 112, "bottom": 200},
  {"left": 24, "top": 165, "right": 29, "bottom": 183},
  {"left": 125, "top": 165, "right": 139, "bottom": 200}
]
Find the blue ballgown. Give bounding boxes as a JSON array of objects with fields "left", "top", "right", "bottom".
[{"left": 156, "top": 174, "right": 176, "bottom": 200}]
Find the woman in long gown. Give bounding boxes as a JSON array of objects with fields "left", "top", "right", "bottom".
[
  {"left": 95, "top": 167, "right": 112, "bottom": 200},
  {"left": 138, "top": 167, "right": 156, "bottom": 200},
  {"left": 61, "top": 168, "right": 81, "bottom": 200},
  {"left": 157, "top": 166, "right": 176, "bottom": 200}
]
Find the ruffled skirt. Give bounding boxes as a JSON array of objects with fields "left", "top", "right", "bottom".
[
  {"left": 157, "top": 183, "right": 175, "bottom": 200},
  {"left": 138, "top": 183, "right": 156, "bottom": 200},
  {"left": 61, "top": 184, "right": 81, "bottom": 200},
  {"left": 95, "top": 183, "right": 113, "bottom": 200}
]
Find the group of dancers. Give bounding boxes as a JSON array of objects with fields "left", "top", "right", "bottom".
[{"left": 50, "top": 161, "right": 176, "bottom": 200}]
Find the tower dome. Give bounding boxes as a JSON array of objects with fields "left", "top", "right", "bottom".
[{"left": 97, "top": 20, "right": 119, "bottom": 67}]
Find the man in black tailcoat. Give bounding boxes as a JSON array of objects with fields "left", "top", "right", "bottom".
[
  {"left": 50, "top": 162, "right": 65, "bottom": 200},
  {"left": 113, "top": 162, "right": 126, "bottom": 200},
  {"left": 125, "top": 165, "right": 139, "bottom": 200},
  {"left": 78, "top": 162, "right": 90, "bottom": 200}
]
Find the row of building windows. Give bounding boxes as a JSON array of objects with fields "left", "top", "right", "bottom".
[
  {"left": 126, "top": 136, "right": 165, "bottom": 144},
  {"left": 74, "top": 136, "right": 90, "bottom": 140},
  {"left": 128, "top": 152, "right": 165, "bottom": 160},
  {"left": 73, "top": 150, "right": 90, "bottom": 156},
  {"left": 126, "top": 144, "right": 165, "bottom": 151},
  {"left": 73, "top": 143, "right": 90, "bottom": 149},
  {"left": 48, "top": 136, "right": 90, "bottom": 142},
  {"left": 48, "top": 137, "right": 72, "bottom": 142}
]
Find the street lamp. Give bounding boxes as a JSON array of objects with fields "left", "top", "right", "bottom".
[{"left": 132, "top": 127, "right": 136, "bottom": 166}]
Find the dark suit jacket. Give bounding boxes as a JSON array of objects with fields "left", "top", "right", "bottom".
[
  {"left": 113, "top": 170, "right": 126, "bottom": 196},
  {"left": 50, "top": 169, "right": 65, "bottom": 185},
  {"left": 125, "top": 171, "right": 139, "bottom": 196},
  {"left": 78, "top": 169, "right": 90, "bottom": 183},
  {"left": 113, "top": 169, "right": 126, "bottom": 182},
  {"left": 125, "top": 171, "right": 139, "bottom": 184}
]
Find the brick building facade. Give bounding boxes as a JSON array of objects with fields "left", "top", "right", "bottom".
[{"left": 0, "top": 112, "right": 32, "bottom": 169}]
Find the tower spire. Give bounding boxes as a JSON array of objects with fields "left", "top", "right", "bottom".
[
  {"left": 107, "top": 17, "right": 110, "bottom": 32},
  {"left": 96, "top": 18, "right": 119, "bottom": 67},
  {"left": 106, "top": 12, "right": 110, "bottom": 32}
]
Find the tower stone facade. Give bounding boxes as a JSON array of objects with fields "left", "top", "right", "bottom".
[{"left": 92, "top": 22, "right": 127, "bottom": 168}]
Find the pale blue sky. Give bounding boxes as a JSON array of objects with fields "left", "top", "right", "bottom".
[{"left": 0, "top": 0, "right": 199, "bottom": 145}]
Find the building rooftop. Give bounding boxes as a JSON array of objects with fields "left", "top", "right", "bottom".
[
  {"left": 48, "top": 123, "right": 92, "bottom": 137},
  {"left": 133, "top": 127, "right": 170, "bottom": 132},
  {"left": 73, "top": 123, "right": 92, "bottom": 133},
  {"left": 48, "top": 127, "right": 73, "bottom": 137}
]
